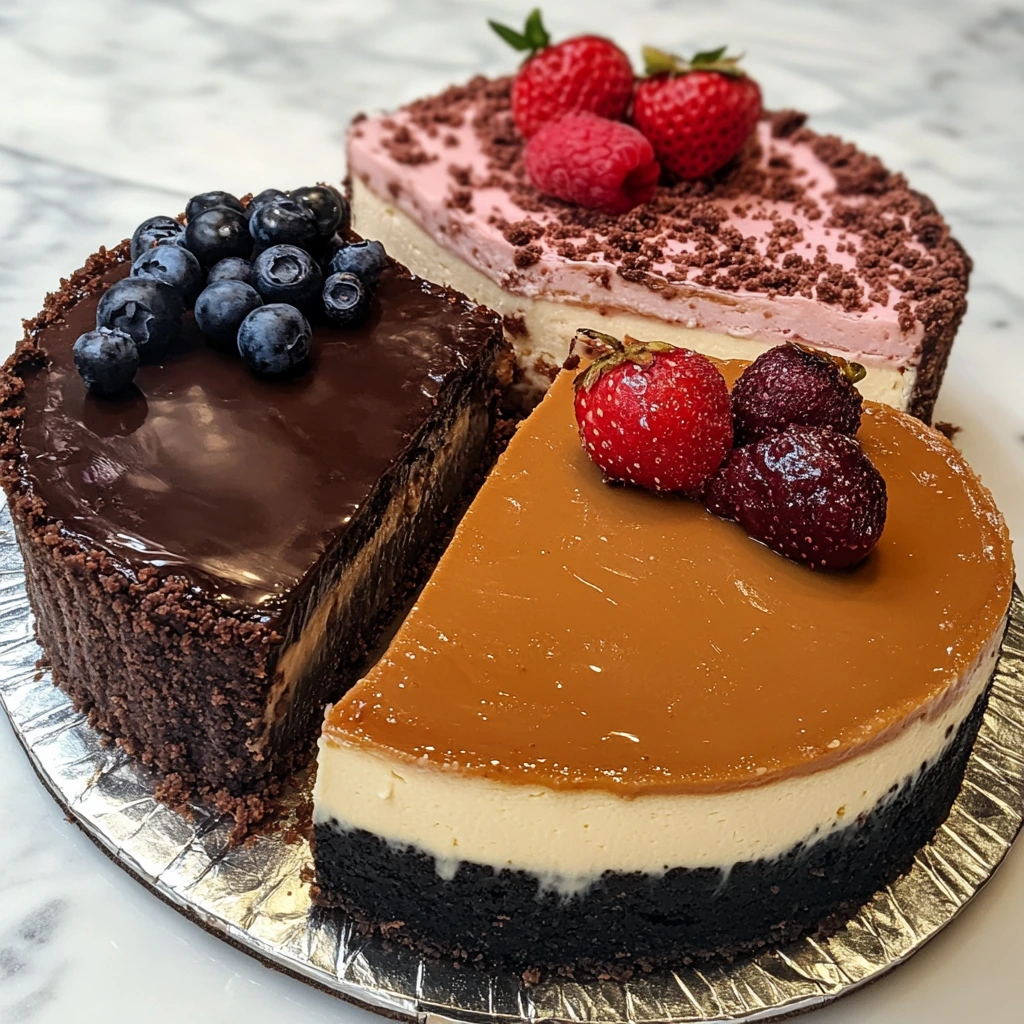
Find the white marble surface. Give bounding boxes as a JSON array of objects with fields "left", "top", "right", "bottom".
[{"left": 1, "top": 0, "right": 1023, "bottom": 1020}]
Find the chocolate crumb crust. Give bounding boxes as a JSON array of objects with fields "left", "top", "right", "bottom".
[
  {"left": 312, "top": 685, "right": 990, "bottom": 980},
  {"left": 0, "top": 241, "right": 513, "bottom": 832},
  {"left": 376, "top": 76, "right": 972, "bottom": 422}
]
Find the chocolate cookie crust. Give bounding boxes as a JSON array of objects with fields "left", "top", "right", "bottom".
[
  {"left": 0, "top": 242, "right": 512, "bottom": 828},
  {"left": 311, "top": 687, "right": 990, "bottom": 980}
]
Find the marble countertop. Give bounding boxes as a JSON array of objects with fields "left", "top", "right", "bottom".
[{"left": 1, "top": 0, "right": 1023, "bottom": 1021}]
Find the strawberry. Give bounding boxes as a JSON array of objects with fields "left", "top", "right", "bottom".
[
  {"left": 632, "top": 45, "right": 763, "bottom": 180},
  {"left": 490, "top": 9, "right": 634, "bottom": 138},
  {"left": 704, "top": 425, "right": 887, "bottom": 570},
  {"left": 572, "top": 330, "right": 733, "bottom": 494},
  {"left": 525, "top": 114, "right": 660, "bottom": 215},
  {"left": 731, "top": 342, "right": 865, "bottom": 446}
]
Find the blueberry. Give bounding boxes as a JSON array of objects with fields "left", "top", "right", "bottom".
[
  {"left": 73, "top": 327, "right": 140, "bottom": 397},
  {"left": 247, "top": 188, "right": 287, "bottom": 218},
  {"left": 96, "top": 277, "right": 184, "bottom": 358},
  {"left": 131, "top": 244, "right": 204, "bottom": 304},
  {"left": 185, "top": 207, "right": 251, "bottom": 266},
  {"left": 154, "top": 233, "right": 190, "bottom": 249},
  {"left": 195, "top": 281, "right": 264, "bottom": 349},
  {"left": 252, "top": 245, "right": 323, "bottom": 308},
  {"left": 291, "top": 185, "right": 349, "bottom": 242},
  {"left": 237, "top": 304, "right": 311, "bottom": 377},
  {"left": 323, "top": 272, "right": 372, "bottom": 327},
  {"left": 248, "top": 196, "right": 318, "bottom": 250},
  {"left": 207, "top": 257, "right": 253, "bottom": 285},
  {"left": 185, "top": 190, "right": 245, "bottom": 223},
  {"left": 319, "top": 233, "right": 348, "bottom": 271},
  {"left": 327, "top": 239, "right": 387, "bottom": 290},
  {"left": 130, "top": 216, "right": 184, "bottom": 262}
]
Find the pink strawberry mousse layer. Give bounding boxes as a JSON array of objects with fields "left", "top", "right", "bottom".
[
  {"left": 353, "top": 123, "right": 904, "bottom": 352},
  {"left": 345, "top": 78, "right": 970, "bottom": 419}
]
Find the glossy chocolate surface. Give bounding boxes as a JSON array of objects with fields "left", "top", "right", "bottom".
[
  {"left": 327, "top": 366, "right": 1013, "bottom": 794},
  {"left": 18, "top": 259, "right": 497, "bottom": 609}
]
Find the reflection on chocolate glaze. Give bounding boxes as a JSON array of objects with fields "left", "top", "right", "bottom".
[{"left": 79, "top": 387, "right": 149, "bottom": 438}]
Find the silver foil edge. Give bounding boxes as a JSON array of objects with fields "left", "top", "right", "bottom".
[{"left": 1, "top": 506, "right": 1022, "bottom": 1023}]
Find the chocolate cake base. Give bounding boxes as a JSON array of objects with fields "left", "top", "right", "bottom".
[
  {"left": 13, "top": 388, "right": 499, "bottom": 824},
  {"left": 312, "top": 686, "right": 990, "bottom": 979}
]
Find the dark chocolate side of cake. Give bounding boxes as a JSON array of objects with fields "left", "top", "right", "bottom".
[
  {"left": 311, "top": 686, "right": 989, "bottom": 979},
  {"left": 0, "top": 243, "right": 513, "bottom": 829},
  {"left": 261, "top": 365, "right": 504, "bottom": 770}
]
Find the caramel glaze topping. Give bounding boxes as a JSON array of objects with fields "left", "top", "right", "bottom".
[{"left": 326, "top": 364, "right": 1013, "bottom": 794}]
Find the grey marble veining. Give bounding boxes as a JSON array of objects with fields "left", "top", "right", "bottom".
[{"left": 0, "top": 1, "right": 1023, "bottom": 1022}]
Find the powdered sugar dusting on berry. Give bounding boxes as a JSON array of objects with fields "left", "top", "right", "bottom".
[{"left": 705, "top": 424, "right": 887, "bottom": 570}]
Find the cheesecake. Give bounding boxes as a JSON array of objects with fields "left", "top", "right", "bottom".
[
  {"left": 0, "top": 238, "right": 511, "bottom": 823},
  {"left": 312, "top": 361, "right": 1013, "bottom": 975},
  {"left": 347, "top": 77, "right": 970, "bottom": 419}
]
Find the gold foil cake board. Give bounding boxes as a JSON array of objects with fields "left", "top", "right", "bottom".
[{"left": 1, "top": 504, "right": 1022, "bottom": 1023}]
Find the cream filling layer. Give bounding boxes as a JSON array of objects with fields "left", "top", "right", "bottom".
[
  {"left": 314, "top": 621, "right": 1002, "bottom": 887},
  {"left": 351, "top": 177, "right": 917, "bottom": 410}
]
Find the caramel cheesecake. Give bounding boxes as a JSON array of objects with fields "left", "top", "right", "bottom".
[
  {"left": 312, "top": 362, "right": 1012, "bottom": 974},
  {"left": 0, "top": 239, "right": 511, "bottom": 820},
  {"left": 347, "top": 77, "right": 970, "bottom": 418}
]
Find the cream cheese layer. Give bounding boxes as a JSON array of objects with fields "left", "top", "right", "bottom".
[{"left": 314, "top": 627, "right": 1000, "bottom": 882}]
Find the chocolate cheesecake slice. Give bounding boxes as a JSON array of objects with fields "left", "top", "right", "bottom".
[{"left": 1, "top": 242, "right": 511, "bottom": 823}]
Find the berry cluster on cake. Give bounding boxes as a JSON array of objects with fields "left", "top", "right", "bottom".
[{"left": 347, "top": 11, "right": 970, "bottom": 418}]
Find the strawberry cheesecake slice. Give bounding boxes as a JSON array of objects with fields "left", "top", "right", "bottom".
[{"left": 347, "top": 76, "right": 970, "bottom": 418}]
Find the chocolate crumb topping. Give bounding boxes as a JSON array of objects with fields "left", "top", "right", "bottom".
[
  {"left": 499, "top": 218, "right": 546, "bottom": 247},
  {"left": 382, "top": 123, "right": 436, "bottom": 166},
  {"left": 447, "top": 188, "right": 474, "bottom": 213},
  {"left": 769, "top": 109, "right": 808, "bottom": 138},
  {"left": 366, "top": 75, "right": 969, "bottom": 421},
  {"left": 449, "top": 164, "right": 472, "bottom": 187},
  {"left": 502, "top": 313, "right": 528, "bottom": 337},
  {"left": 514, "top": 244, "right": 542, "bottom": 269}
]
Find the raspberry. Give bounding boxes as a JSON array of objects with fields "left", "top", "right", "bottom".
[
  {"left": 704, "top": 425, "right": 887, "bottom": 570},
  {"left": 490, "top": 12, "right": 634, "bottom": 138},
  {"left": 732, "top": 343, "right": 864, "bottom": 446},
  {"left": 632, "top": 46, "right": 762, "bottom": 180},
  {"left": 525, "top": 114, "right": 660, "bottom": 215},
  {"left": 573, "top": 331, "right": 733, "bottom": 494}
]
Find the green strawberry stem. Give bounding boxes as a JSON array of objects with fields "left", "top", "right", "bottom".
[
  {"left": 571, "top": 328, "right": 675, "bottom": 392},
  {"left": 789, "top": 341, "right": 866, "bottom": 385},
  {"left": 489, "top": 8, "right": 551, "bottom": 57},
  {"left": 641, "top": 44, "right": 747, "bottom": 78},
  {"left": 841, "top": 360, "right": 867, "bottom": 384}
]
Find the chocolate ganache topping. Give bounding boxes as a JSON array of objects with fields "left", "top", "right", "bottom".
[{"left": 12, "top": 248, "right": 499, "bottom": 609}]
